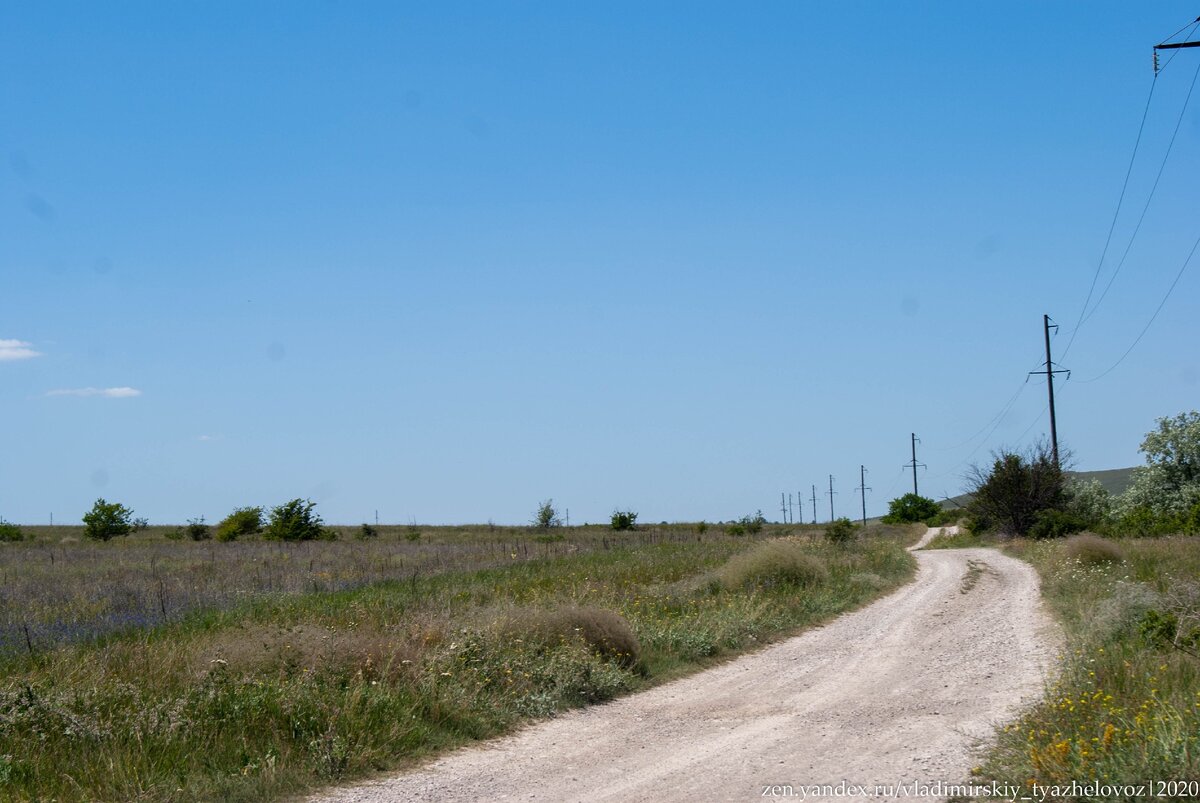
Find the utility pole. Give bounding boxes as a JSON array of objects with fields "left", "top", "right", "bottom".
[
  {"left": 788, "top": 493, "right": 794, "bottom": 524},
  {"left": 811, "top": 485, "right": 818, "bottom": 524},
  {"left": 1030, "top": 314, "right": 1070, "bottom": 467},
  {"left": 781, "top": 492, "right": 788, "bottom": 524},
  {"left": 827, "top": 475, "right": 836, "bottom": 522},
  {"left": 797, "top": 490, "right": 803, "bottom": 526},
  {"left": 855, "top": 465, "right": 872, "bottom": 527},
  {"left": 903, "top": 433, "right": 926, "bottom": 496}
]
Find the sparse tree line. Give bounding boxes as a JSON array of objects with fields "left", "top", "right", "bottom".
[{"left": 15, "top": 407, "right": 1190, "bottom": 546}]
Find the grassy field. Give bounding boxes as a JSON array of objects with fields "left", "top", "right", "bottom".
[
  {"left": 0, "top": 522, "right": 917, "bottom": 802},
  {"left": 964, "top": 534, "right": 1200, "bottom": 802}
]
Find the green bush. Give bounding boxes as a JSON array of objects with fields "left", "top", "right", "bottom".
[
  {"left": 264, "top": 499, "right": 326, "bottom": 542},
  {"left": 1028, "top": 508, "right": 1088, "bottom": 540},
  {"left": 966, "top": 442, "right": 1067, "bottom": 536},
  {"left": 881, "top": 493, "right": 940, "bottom": 524},
  {"left": 695, "top": 520, "right": 708, "bottom": 534},
  {"left": 737, "top": 511, "right": 766, "bottom": 535},
  {"left": 0, "top": 520, "right": 23, "bottom": 542},
  {"left": 610, "top": 510, "right": 638, "bottom": 531},
  {"left": 82, "top": 498, "right": 134, "bottom": 541},
  {"left": 215, "top": 506, "right": 263, "bottom": 542},
  {"left": 532, "top": 499, "right": 562, "bottom": 529},
  {"left": 824, "top": 517, "right": 858, "bottom": 544},
  {"left": 924, "top": 507, "right": 961, "bottom": 527},
  {"left": 717, "top": 540, "right": 829, "bottom": 590},
  {"left": 185, "top": 517, "right": 211, "bottom": 541},
  {"left": 357, "top": 523, "right": 378, "bottom": 540},
  {"left": 725, "top": 522, "right": 745, "bottom": 537}
]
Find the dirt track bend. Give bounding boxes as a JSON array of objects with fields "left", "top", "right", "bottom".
[{"left": 314, "top": 528, "right": 1059, "bottom": 802}]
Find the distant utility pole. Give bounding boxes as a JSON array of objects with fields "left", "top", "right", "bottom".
[
  {"left": 781, "top": 492, "right": 788, "bottom": 524},
  {"left": 1030, "top": 314, "right": 1070, "bottom": 467},
  {"left": 375, "top": 509, "right": 379, "bottom": 526},
  {"left": 788, "top": 493, "right": 795, "bottom": 524},
  {"left": 855, "top": 465, "right": 872, "bottom": 527},
  {"left": 811, "top": 485, "right": 818, "bottom": 525},
  {"left": 797, "top": 490, "right": 803, "bottom": 525},
  {"left": 827, "top": 475, "right": 836, "bottom": 522},
  {"left": 903, "top": 433, "right": 926, "bottom": 496}
]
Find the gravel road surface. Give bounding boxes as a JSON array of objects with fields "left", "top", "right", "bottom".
[{"left": 313, "top": 528, "right": 1059, "bottom": 802}]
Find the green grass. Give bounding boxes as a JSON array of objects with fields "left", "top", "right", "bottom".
[
  {"left": 965, "top": 536, "right": 1200, "bottom": 801},
  {"left": 0, "top": 524, "right": 915, "bottom": 802}
]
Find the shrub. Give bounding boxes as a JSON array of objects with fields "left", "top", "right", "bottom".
[
  {"left": 131, "top": 517, "right": 149, "bottom": 533},
  {"left": 513, "top": 607, "right": 641, "bottom": 668},
  {"left": 0, "top": 520, "right": 23, "bottom": 542},
  {"left": 966, "top": 442, "right": 1067, "bottom": 536},
  {"left": 532, "top": 499, "right": 562, "bottom": 529},
  {"left": 824, "top": 517, "right": 858, "bottom": 544},
  {"left": 357, "top": 523, "right": 378, "bottom": 540},
  {"left": 82, "top": 498, "right": 134, "bottom": 541},
  {"left": 610, "top": 510, "right": 638, "bottom": 531},
  {"left": 695, "top": 520, "right": 708, "bottom": 534},
  {"left": 717, "top": 540, "right": 829, "bottom": 590},
  {"left": 881, "top": 493, "right": 940, "bottom": 524},
  {"left": 405, "top": 525, "right": 421, "bottom": 542},
  {"left": 1028, "top": 508, "right": 1088, "bottom": 540},
  {"left": 264, "top": 499, "right": 325, "bottom": 542},
  {"left": 1063, "top": 533, "right": 1125, "bottom": 566},
  {"left": 215, "top": 506, "right": 263, "bottom": 542},
  {"left": 164, "top": 527, "right": 184, "bottom": 541},
  {"left": 1064, "top": 477, "right": 1112, "bottom": 527},
  {"left": 185, "top": 517, "right": 211, "bottom": 541},
  {"left": 731, "top": 511, "right": 766, "bottom": 535},
  {"left": 725, "top": 522, "right": 745, "bottom": 537}
]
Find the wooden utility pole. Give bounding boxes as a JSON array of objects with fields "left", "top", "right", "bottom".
[
  {"left": 827, "top": 475, "right": 836, "bottom": 522},
  {"left": 781, "top": 492, "right": 788, "bottom": 524},
  {"left": 811, "top": 485, "right": 818, "bottom": 525}
]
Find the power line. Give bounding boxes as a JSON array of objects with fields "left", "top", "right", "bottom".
[
  {"left": 1061, "top": 17, "right": 1200, "bottom": 361},
  {"left": 1075, "top": 228, "right": 1200, "bottom": 383},
  {"left": 1075, "top": 52, "right": 1200, "bottom": 336}
]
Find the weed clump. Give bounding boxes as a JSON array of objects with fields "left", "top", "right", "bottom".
[
  {"left": 716, "top": 540, "right": 829, "bottom": 590},
  {"left": 824, "top": 517, "right": 858, "bottom": 544},
  {"left": 1063, "top": 533, "right": 1125, "bottom": 566},
  {"left": 511, "top": 606, "right": 641, "bottom": 668}
]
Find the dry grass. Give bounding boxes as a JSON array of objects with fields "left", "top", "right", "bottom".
[
  {"left": 715, "top": 539, "right": 829, "bottom": 590},
  {"left": 1063, "top": 532, "right": 1126, "bottom": 565},
  {"left": 506, "top": 606, "right": 641, "bottom": 669}
]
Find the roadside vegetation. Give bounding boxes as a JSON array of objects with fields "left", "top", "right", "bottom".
[
  {"left": 0, "top": 519, "right": 917, "bottom": 801},
  {"left": 954, "top": 410, "right": 1200, "bottom": 800}
]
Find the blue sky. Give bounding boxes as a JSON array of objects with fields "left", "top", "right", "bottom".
[{"left": 3, "top": 2, "right": 1199, "bottom": 525}]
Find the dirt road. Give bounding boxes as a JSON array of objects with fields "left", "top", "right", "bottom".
[{"left": 314, "top": 528, "right": 1059, "bottom": 802}]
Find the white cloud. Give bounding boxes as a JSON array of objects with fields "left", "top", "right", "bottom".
[
  {"left": 47, "top": 386, "right": 142, "bottom": 398},
  {"left": 0, "top": 339, "right": 42, "bottom": 361}
]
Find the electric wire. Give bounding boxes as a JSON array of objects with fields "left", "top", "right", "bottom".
[
  {"left": 1075, "top": 228, "right": 1200, "bottom": 383},
  {"left": 1060, "top": 18, "right": 1200, "bottom": 361},
  {"left": 1076, "top": 50, "right": 1200, "bottom": 332}
]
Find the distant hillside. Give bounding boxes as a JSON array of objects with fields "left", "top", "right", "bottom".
[{"left": 939, "top": 466, "right": 1137, "bottom": 510}]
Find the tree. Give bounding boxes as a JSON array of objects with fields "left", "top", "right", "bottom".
[
  {"left": 264, "top": 499, "right": 329, "bottom": 542},
  {"left": 1115, "top": 411, "right": 1200, "bottom": 518},
  {"left": 533, "top": 499, "right": 562, "bottom": 529},
  {"left": 83, "top": 498, "right": 134, "bottom": 541},
  {"left": 966, "top": 442, "right": 1067, "bottom": 536},
  {"left": 881, "top": 493, "right": 941, "bottom": 524}
]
